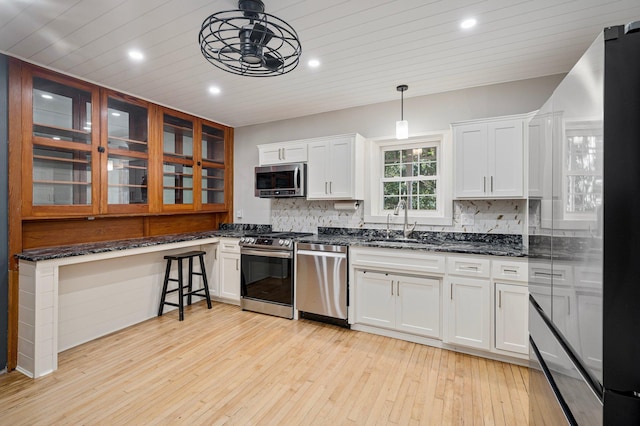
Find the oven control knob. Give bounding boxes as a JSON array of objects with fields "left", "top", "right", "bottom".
[
  {"left": 247, "top": 237, "right": 255, "bottom": 244},
  {"left": 240, "top": 237, "right": 245, "bottom": 243},
  {"left": 283, "top": 240, "right": 291, "bottom": 247},
  {"left": 278, "top": 239, "right": 285, "bottom": 246}
]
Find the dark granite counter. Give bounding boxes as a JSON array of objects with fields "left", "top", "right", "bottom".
[
  {"left": 17, "top": 223, "right": 525, "bottom": 262},
  {"left": 17, "top": 224, "right": 273, "bottom": 262},
  {"left": 296, "top": 227, "right": 525, "bottom": 257}
]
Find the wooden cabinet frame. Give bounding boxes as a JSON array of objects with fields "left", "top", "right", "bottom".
[{"left": 6, "top": 58, "right": 234, "bottom": 371}]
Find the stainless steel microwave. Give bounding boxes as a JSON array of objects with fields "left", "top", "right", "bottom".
[{"left": 255, "top": 163, "right": 306, "bottom": 198}]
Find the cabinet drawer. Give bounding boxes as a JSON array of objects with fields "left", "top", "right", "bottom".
[
  {"left": 492, "top": 259, "right": 527, "bottom": 283},
  {"left": 447, "top": 256, "right": 490, "bottom": 278},
  {"left": 219, "top": 238, "right": 240, "bottom": 253},
  {"left": 350, "top": 247, "right": 445, "bottom": 275}
]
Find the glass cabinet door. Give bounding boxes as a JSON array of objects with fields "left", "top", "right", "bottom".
[
  {"left": 201, "top": 123, "right": 226, "bottom": 206},
  {"left": 163, "top": 113, "right": 194, "bottom": 207},
  {"left": 104, "top": 94, "right": 149, "bottom": 212},
  {"left": 28, "top": 73, "right": 99, "bottom": 215}
]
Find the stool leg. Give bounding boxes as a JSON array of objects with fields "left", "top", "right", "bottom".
[
  {"left": 199, "top": 254, "right": 212, "bottom": 309},
  {"left": 158, "top": 258, "right": 172, "bottom": 317},
  {"left": 187, "top": 256, "right": 193, "bottom": 306},
  {"left": 177, "top": 258, "right": 184, "bottom": 321}
]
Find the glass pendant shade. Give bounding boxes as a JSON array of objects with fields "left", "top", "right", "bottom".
[{"left": 396, "top": 120, "right": 409, "bottom": 139}]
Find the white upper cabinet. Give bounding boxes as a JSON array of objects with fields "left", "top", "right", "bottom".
[
  {"left": 454, "top": 115, "right": 526, "bottom": 199},
  {"left": 306, "top": 133, "right": 365, "bottom": 200},
  {"left": 258, "top": 141, "right": 308, "bottom": 165}
]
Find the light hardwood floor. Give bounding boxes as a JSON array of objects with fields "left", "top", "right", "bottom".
[{"left": 0, "top": 302, "right": 529, "bottom": 425}]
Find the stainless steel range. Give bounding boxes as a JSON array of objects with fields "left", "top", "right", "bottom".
[{"left": 240, "top": 232, "right": 313, "bottom": 319}]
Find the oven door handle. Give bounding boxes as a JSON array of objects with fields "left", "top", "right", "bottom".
[{"left": 241, "top": 249, "right": 293, "bottom": 259}]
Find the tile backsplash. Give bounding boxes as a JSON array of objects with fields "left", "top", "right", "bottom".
[{"left": 271, "top": 198, "right": 525, "bottom": 235}]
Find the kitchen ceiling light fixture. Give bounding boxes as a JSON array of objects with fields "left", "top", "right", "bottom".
[
  {"left": 198, "top": 0, "right": 302, "bottom": 77},
  {"left": 396, "top": 84, "right": 409, "bottom": 140}
]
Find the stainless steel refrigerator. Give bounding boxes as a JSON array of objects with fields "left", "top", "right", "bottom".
[{"left": 528, "top": 21, "right": 640, "bottom": 425}]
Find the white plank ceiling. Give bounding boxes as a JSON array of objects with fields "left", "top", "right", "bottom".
[{"left": 1, "top": 0, "right": 640, "bottom": 127}]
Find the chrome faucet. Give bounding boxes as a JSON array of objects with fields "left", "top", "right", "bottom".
[
  {"left": 386, "top": 213, "right": 392, "bottom": 239},
  {"left": 394, "top": 199, "right": 417, "bottom": 239}
]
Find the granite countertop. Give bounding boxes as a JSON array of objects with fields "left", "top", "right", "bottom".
[
  {"left": 17, "top": 224, "right": 526, "bottom": 262},
  {"left": 16, "top": 223, "right": 273, "bottom": 262},
  {"left": 296, "top": 227, "right": 525, "bottom": 257}
]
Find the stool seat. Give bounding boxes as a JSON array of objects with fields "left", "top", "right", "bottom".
[{"left": 158, "top": 250, "right": 212, "bottom": 321}]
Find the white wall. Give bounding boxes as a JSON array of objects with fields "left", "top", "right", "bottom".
[{"left": 234, "top": 74, "right": 564, "bottom": 227}]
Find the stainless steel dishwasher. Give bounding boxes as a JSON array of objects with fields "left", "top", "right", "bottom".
[{"left": 295, "top": 242, "right": 348, "bottom": 323}]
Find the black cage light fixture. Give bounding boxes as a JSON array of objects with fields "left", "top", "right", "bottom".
[{"left": 198, "top": 0, "right": 302, "bottom": 77}]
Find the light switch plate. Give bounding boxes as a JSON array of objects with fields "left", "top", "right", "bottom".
[{"left": 461, "top": 213, "right": 474, "bottom": 226}]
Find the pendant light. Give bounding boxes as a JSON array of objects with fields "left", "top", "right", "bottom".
[{"left": 396, "top": 84, "right": 409, "bottom": 139}]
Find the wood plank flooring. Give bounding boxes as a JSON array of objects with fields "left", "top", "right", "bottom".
[{"left": 0, "top": 302, "right": 529, "bottom": 425}]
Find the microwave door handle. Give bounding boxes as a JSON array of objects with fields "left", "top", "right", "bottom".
[{"left": 294, "top": 166, "right": 300, "bottom": 192}]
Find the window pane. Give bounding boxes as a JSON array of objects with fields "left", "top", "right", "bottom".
[
  {"left": 33, "top": 77, "right": 92, "bottom": 143},
  {"left": 384, "top": 164, "right": 401, "bottom": 178},
  {"left": 384, "top": 150, "right": 400, "bottom": 164},
  {"left": 107, "top": 98, "right": 148, "bottom": 153},
  {"left": 383, "top": 181, "right": 400, "bottom": 196},
  {"left": 384, "top": 196, "right": 399, "bottom": 210},
  {"left": 418, "top": 196, "right": 437, "bottom": 210},
  {"left": 33, "top": 145, "right": 91, "bottom": 205},
  {"left": 107, "top": 156, "right": 148, "bottom": 205}
]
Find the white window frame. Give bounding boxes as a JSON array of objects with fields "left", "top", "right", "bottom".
[{"left": 364, "top": 131, "right": 453, "bottom": 226}]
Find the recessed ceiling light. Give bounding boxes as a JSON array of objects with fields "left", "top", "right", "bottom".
[
  {"left": 41, "top": 94, "right": 53, "bottom": 99},
  {"left": 128, "top": 49, "right": 144, "bottom": 61},
  {"left": 308, "top": 59, "right": 320, "bottom": 68},
  {"left": 460, "top": 18, "right": 477, "bottom": 29},
  {"left": 209, "top": 86, "right": 221, "bottom": 95}
]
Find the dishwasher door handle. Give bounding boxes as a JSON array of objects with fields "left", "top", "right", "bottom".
[{"left": 296, "top": 250, "right": 347, "bottom": 259}]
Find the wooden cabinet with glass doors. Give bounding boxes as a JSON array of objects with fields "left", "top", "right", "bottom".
[
  {"left": 25, "top": 68, "right": 101, "bottom": 217},
  {"left": 19, "top": 64, "right": 232, "bottom": 218}
]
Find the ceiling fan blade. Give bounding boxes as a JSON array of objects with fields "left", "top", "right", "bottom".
[
  {"left": 263, "top": 53, "right": 284, "bottom": 71},
  {"left": 248, "top": 23, "right": 274, "bottom": 46}
]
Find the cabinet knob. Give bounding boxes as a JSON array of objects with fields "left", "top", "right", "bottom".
[{"left": 97, "top": 146, "right": 105, "bottom": 153}]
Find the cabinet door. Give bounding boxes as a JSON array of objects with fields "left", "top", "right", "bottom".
[
  {"left": 258, "top": 143, "right": 308, "bottom": 165},
  {"left": 306, "top": 140, "right": 331, "bottom": 199},
  {"left": 207, "top": 244, "right": 220, "bottom": 298},
  {"left": 454, "top": 124, "right": 488, "bottom": 198},
  {"left": 396, "top": 275, "right": 440, "bottom": 338},
  {"left": 354, "top": 270, "right": 395, "bottom": 328},
  {"left": 488, "top": 120, "right": 523, "bottom": 197},
  {"left": 445, "top": 276, "right": 490, "bottom": 350},
  {"left": 495, "top": 283, "right": 528, "bottom": 354},
  {"left": 259, "top": 145, "right": 283, "bottom": 165},
  {"left": 219, "top": 251, "right": 241, "bottom": 302},
  {"left": 326, "top": 137, "right": 353, "bottom": 198}
]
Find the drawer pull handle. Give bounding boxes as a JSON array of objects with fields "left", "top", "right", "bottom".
[
  {"left": 498, "top": 290, "right": 502, "bottom": 308},
  {"left": 534, "top": 272, "right": 562, "bottom": 278},
  {"left": 504, "top": 268, "right": 518, "bottom": 274},
  {"left": 460, "top": 265, "right": 479, "bottom": 271}
]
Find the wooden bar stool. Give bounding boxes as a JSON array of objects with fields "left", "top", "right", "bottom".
[{"left": 158, "top": 250, "right": 212, "bottom": 321}]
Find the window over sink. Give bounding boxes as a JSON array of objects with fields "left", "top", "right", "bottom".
[{"left": 365, "top": 132, "right": 453, "bottom": 226}]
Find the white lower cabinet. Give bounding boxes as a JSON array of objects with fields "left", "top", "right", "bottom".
[
  {"left": 218, "top": 238, "right": 241, "bottom": 303},
  {"left": 355, "top": 270, "right": 441, "bottom": 339},
  {"left": 495, "top": 283, "right": 529, "bottom": 354},
  {"left": 444, "top": 276, "right": 491, "bottom": 350}
]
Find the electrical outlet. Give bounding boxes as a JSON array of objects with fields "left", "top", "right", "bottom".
[
  {"left": 236, "top": 209, "right": 243, "bottom": 219},
  {"left": 461, "top": 213, "right": 474, "bottom": 226}
]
